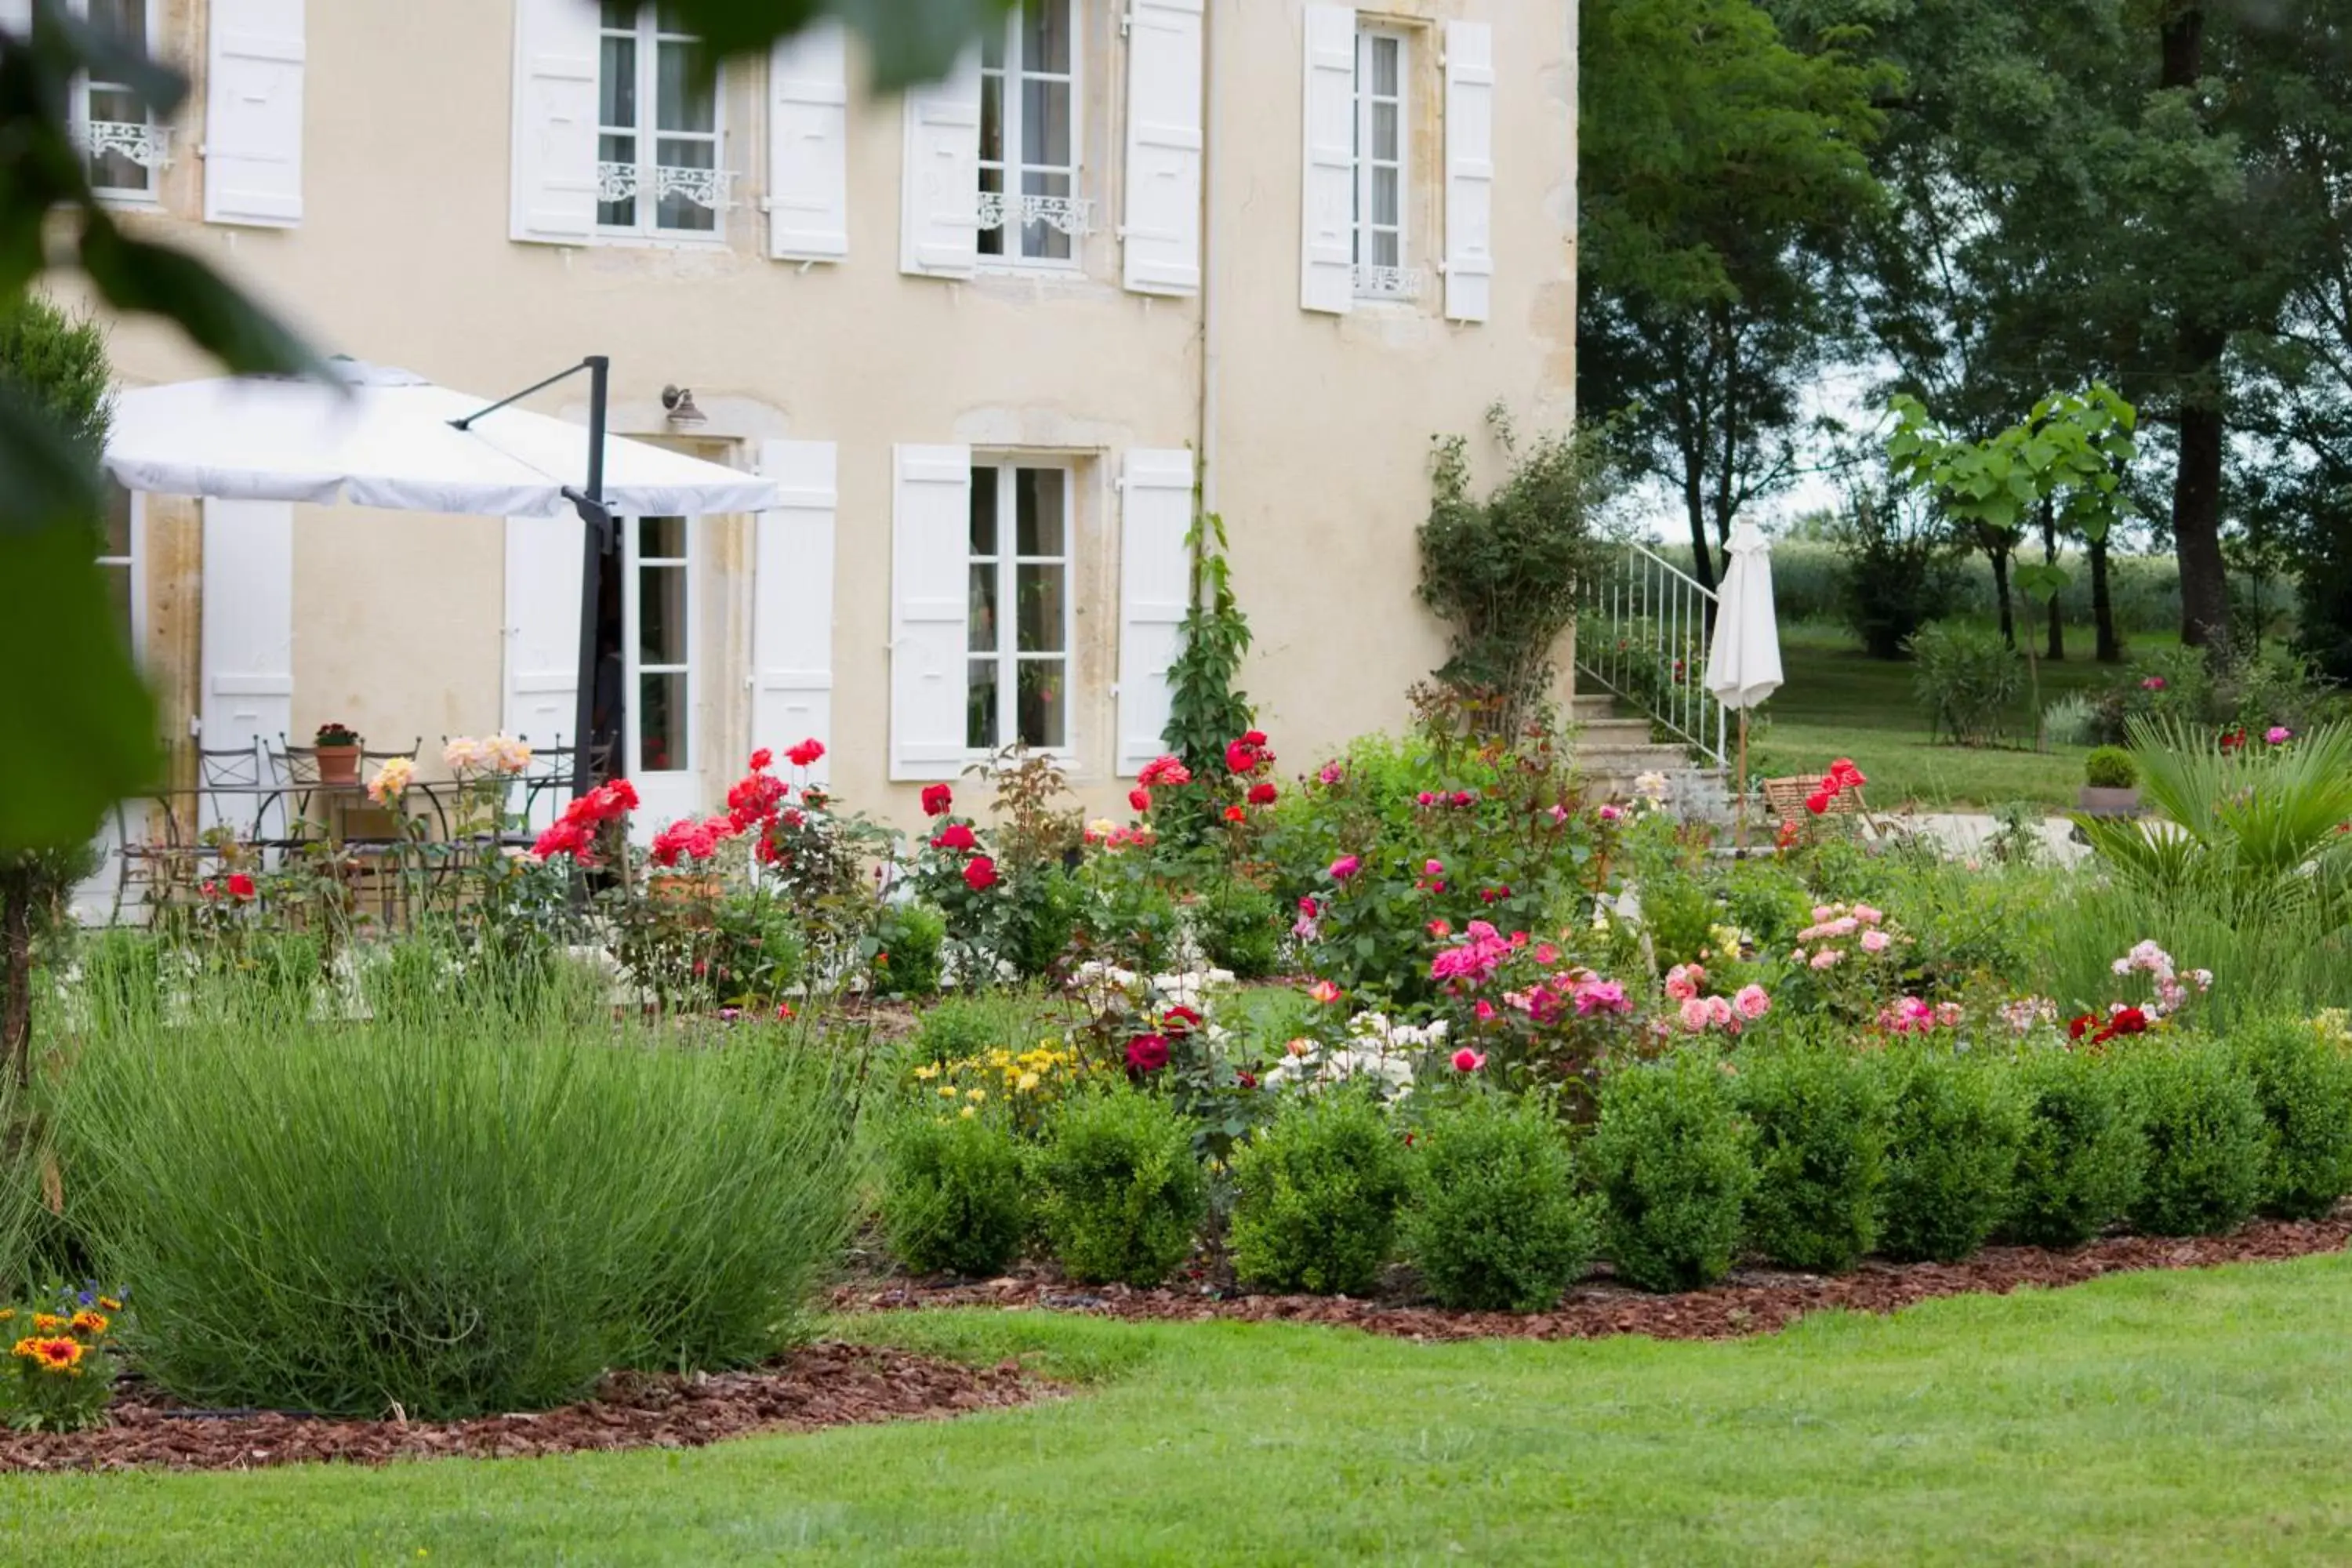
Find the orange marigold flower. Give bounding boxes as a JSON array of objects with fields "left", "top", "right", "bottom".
[
  {"left": 14, "top": 1335, "right": 84, "bottom": 1373},
  {"left": 70, "top": 1310, "right": 109, "bottom": 1337},
  {"left": 29, "top": 1313, "right": 65, "bottom": 1334},
  {"left": 98, "top": 1297, "right": 123, "bottom": 1312}
]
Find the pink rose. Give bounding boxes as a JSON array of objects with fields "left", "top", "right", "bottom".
[
  {"left": 1451, "top": 1048, "right": 1485, "bottom": 1073},
  {"left": 1328, "top": 855, "right": 1361, "bottom": 881},
  {"left": 1704, "top": 995, "right": 1734, "bottom": 1028},
  {"left": 1852, "top": 904, "right": 1884, "bottom": 925},
  {"left": 1474, "top": 1000, "right": 1496, "bottom": 1022},
  {"left": 1678, "top": 996, "right": 1712, "bottom": 1033},
  {"left": 1809, "top": 948, "right": 1845, "bottom": 971},
  {"left": 2268, "top": 726, "right": 2295, "bottom": 745},
  {"left": 1425, "top": 859, "right": 1445, "bottom": 877},
  {"left": 1860, "top": 930, "right": 1891, "bottom": 953},
  {"left": 1733, "top": 984, "right": 1771, "bottom": 1020}
]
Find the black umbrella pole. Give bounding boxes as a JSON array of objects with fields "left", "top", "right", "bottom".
[{"left": 568, "top": 355, "right": 611, "bottom": 798}]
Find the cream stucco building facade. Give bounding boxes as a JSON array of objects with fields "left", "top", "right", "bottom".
[{"left": 69, "top": 0, "right": 1577, "bottom": 832}]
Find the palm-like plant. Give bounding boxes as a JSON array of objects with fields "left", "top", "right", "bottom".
[{"left": 2075, "top": 719, "right": 2352, "bottom": 929}]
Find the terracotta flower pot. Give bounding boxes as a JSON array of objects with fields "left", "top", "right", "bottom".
[
  {"left": 2077, "top": 785, "right": 2140, "bottom": 818},
  {"left": 316, "top": 744, "right": 361, "bottom": 785}
]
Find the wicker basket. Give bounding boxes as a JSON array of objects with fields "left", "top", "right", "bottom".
[{"left": 1763, "top": 775, "right": 1862, "bottom": 820}]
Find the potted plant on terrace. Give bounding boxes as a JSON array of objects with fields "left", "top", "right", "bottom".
[
  {"left": 314, "top": 721, "right": 362, "bottom": 785},
  {"left": 2079, "top": 746, "right": 2140, "bottom": 816}
]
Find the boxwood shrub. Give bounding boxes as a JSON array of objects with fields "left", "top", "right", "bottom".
[
  {"left": 1878, "top": 1046, "right": 2028, "bottom": 1264},
  {"left": 880, "top": 1108, "right": 1029, "bottom": 1277},
  {"left": 2005, "top": 1045, "right": 2146, "bottom": 1247},
  {"left": 1403, "top": 1096, "right": 1600, "bottom": 1312},
  {"left": 1737, "top": 1044, "right": 1889, "bottom": 1274},
  {"left": 2125, "top": 1038, "right": 2270, "bottom": 1237},
  {"left": 1229, "top": 1089, "right": 1414, "bottom": 1296},
  {"left": 2228, "top": 1017, "right": 2352, "bottom": 1220},
  {"left": 1032, "top": 1088, "right": 1207, "bottom": 1287},
  {"left": 1586, "top": 1052, "right": 1754, "bottom": 1293}
]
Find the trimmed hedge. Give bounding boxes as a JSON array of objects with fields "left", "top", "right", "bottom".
[
  {"left": 1737, "top": 1044, "right": 1889, "bottom": 1274},
  {"left": 1586, "top": 1053, "right": 1754, "bottom": 1294}
]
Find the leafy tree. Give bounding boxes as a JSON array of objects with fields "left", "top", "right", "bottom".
[
  {"left": 1578, "top": 0, "right": 1893, "bottom": 591},
  {"left": 0, "top": 0, "right": 1014, "bottom": 854}
]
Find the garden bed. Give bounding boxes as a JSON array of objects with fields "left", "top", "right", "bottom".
[
  {"left": 837, "top": 1214, "right": 2352, "bottom": 1345},
  {"left": 0, "top": 1343, "right": 1051, "bottom": 1475}
]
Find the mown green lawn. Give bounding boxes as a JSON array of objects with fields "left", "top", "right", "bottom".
[
  {"left": 1747, "top": 629, "right": 2136, "bottom": 809},
  {"left": 13, "top": 1254, "right": 2352, "bottom": 1565}
]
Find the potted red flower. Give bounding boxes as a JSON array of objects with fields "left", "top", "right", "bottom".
[{"left": 314, "top": 721, "right": 362, "bottom": 784}]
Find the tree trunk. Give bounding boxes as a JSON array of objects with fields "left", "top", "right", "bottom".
[
  {"left": 2160, "top": 6, "right": 2234, "bottom": 660},
  {"left": 2174, "top": 390, "right": 2233, "bottom": 655},
  {"left": 1682, "top": 469, "right": 1716, "bottom": 593},
  {"left": 2090, "top": 533, "right": 2122, "bottom": 662},
  {"left": 2, "top": 885, "right": 29, "bottom": 1091},
  {"left": 2042, "top": 500, "right": 2065, "bottom": 662},
  {"left": 1987, "top": 536, "right": 2015, "bottom": 648}
]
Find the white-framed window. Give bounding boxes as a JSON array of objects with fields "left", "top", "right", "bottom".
[
  {"left": 597, "top": 2, "right": 728, "bottom": 239},
  {"left": 978, "top": 0, "right": 1087, "bottom": 265},
  {"left": 967, "top": 461, "right": 1072, "bottom": 751},
  {"left": 75, "top": 0, "right": 171, "bottom": 199},
  {"left": 1352, "top": 25, "right": 1417, "bottom": 301},
  {"left": 627, "top": 514, "right": 695, "bottom": 777},
  {"left": 96, "top": 480, "right": 142, "bottom": 652}
]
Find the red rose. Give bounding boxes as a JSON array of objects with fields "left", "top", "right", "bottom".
[
  {"left": 786, "top": 738, "right": 826, "bottom": 768},
  {"left": 1129, "top": 787, "right": 1152, "bottom": 813},
  {"left": 1828, "top": 757, "right": 1867, "bottom": 790},
  {"left": 963, "top": 855, "right": 998, "bottom": 891},
  {"left": 1236, "top": 1070, "right": 1258, "bottom": 1090},
  {"left": 2067, "top": 1013, "right": 2096, "bottom": 1040},
  {"left": 748, "top": 748, "right": 774, "bottom": 771},
  {"left": 199, "top": 880, "right": 219, "bottom": 899},
  {"left": 2100, "top": 1007, "right": 2149, "bottom": 1040},
  {"left": 227, "top": 873, "right": 256, "bottom": 901},
  {"left": 1242, "top": 730, "right": 1268, "bottom": 748},
  {"left": 1163, "top": 1004, "right": 1203, "bottom": 1034},
  {"left": 1805, "top": 790, "right": 1833, "bottom": 815},
  {"left": 1225, "top": 739, "right": 1258, "bottom": 775},
  {"left": 1247, "top": 781, "right": 1278, "bottom": 806},
  {"left": 921, "top": 783, "right": 953, "bottom": 816},
  {"left": 1223, "top": 805, "right": 1247, "bottom": 822},
  {"left": 933, "top": 822, "right": 977, "bottom": 852},
  {"left": 1124, "top": 1033, "right": 1171, "bottom": 1073}
]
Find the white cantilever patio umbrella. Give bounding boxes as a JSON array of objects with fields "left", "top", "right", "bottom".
[
  {"left": 103, "top": 358, "right": 778, "bottom": 518},
  {"left": 1700, "top": 521, "right": 1784, "bottom": 844},
  {"left": 103, "top": 356, "right": 781, "bottom": 794}
]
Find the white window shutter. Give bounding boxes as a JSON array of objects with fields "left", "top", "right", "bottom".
[
  {"left": 1301, "top": 5, "right": 1357, "bottom": 315},
  {"left": 767, "top": 22, "right": 849, "bottom": 261},
  {"left": 891, "top": 445, "right": 973, "bottom": 779},
  {"left": 898, "top": 48, "right": 981, "bottom": 278},
  {"left": 1116, "top": 448, "right": 1195, "bottom": 777},
  {"left": 203, "top": 0, "right": 306, "bottom": 227},
  {"left": 0, "top": 2, "right": 30, "bottom": 36},
  {"left": 509, "top": 0, "right": 599, "bottom": 245},
  {"left": 502, "top": 512, "right": 586, "bottom": 760},
  {"left": 200, "top": 500, "right": 294, "bottom": 833},
  {"left": 753, "top": 439, "right": 837, "bottom": 784},
  {"left": 1121, "top": 0, "right": 1203, "bottom": 296},
  {"left": 1443, "top": 20, "right": 1495, "bottom": 324}
]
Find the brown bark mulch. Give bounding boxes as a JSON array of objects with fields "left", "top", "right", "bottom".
[
  {"left": 834, "top": 1214, "right": 2352, "bottom": 1345},
  {"left": 0, "top": 1341, "right": 1051, "bottom": 1475}
]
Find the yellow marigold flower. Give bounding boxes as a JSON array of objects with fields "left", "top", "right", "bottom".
[
  {"left": 70, "top": 1310, "right": 108, "bottom": 1337},
  {"left": 938, "top": 1085, "right": 958, "bottom": 1099},
  {"left": 966, "top": 1087, "right": 986, "bottom": 1102},
  {"left": 913, "top": 1064, "right": 939, "bottom": 1080},
  {"left": 1017, "top": 1071, "right": 1041, "bottom": 1092},
  {"left": 30, "top": 1313, "right": 65, "bottom": 1334},
  {"left": 958, "top": 1105, "right": 977, "bottom": 1119}
]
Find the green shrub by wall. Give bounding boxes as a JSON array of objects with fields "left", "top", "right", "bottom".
[{"left": 1229, "top": 1090, "right": 1414, "bottom": 1296}]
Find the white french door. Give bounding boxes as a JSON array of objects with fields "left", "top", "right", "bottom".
[{"left": 622, "top": 514, "right": 701, "bottom": 834}]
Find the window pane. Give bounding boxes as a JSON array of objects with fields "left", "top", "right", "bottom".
[
  {"left": 1022, "top": 79, "right": 1071, "bottom": 168},
  {"left": 1372, "top": 165, "right": 1399, "bottom": 227},
  {"left": 638, "top": 671, "right": 688, "bottom": 772},
  {"left": 1014, "top": 469, "right": 1065, "bottom": 555},
  {"left": 981, "top": 19, "right": 1005, "bottom": 70},
  {"left": 966, "top": 660, "right": 999, "bottom": 750},
  {"left": 103, "top": 563, "right": 132, "bottom": 648},
  {"left": 640, "top": 564, "right": 688, "bottom": 667},
  {"left": 89, "top": 0, "right": 145, "bottom": 47},
  {"left": 1015, "top": 564, "right": 1065, "bottom": 653},
  {"left": 1371, "top": 35, "right": 1400, "bottom": 96},
  {"left": 1372, "top": 100, "right": 1398, "bottom": 163},
  {"left": 1023, "top": 0, "right": 1071, "bottom": 75},
  {"left": 638, "top": 516, "right": 687, "bottom": 558},
  {"left": 1370, "top": 227, "right": 1399, "bottom": 269},
  {"left": 1017, "top": 660, "right": 1065, "bottom": 748},
  {"left": 968, "top": 468, "right": 999, "bottom": 555},
  {"left": 101, "top": 483, "right": 132, "bottom": 557},
  {"left": 967, "top": 563, "right": 999, "bottom": 654},
  {"left": 655, "top": 41, "right": 714, "bottom": 132},
  {"left": 598, "top": 134, "right": 638, "bottom": 225},
  {"left": 601, "top": 1, "right": 637, "bottom": 27},
  {"left": 979, "top": 74, "right": 1004, "bottom": 165},
  {"left": 601, "top": 34, "right": 637, "bottom": 127}
]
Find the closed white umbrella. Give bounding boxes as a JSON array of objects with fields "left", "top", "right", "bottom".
[
  {"left": 1701, "top": 521, "right": 1783, "bottom": 842},
  {"left": 103, "top": 358, "right": 779, "bottom": 518}
]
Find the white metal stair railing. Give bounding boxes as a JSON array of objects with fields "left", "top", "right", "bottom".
[{"left": 1575, "top": 541, "right": 1730, "bottom": 768}]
